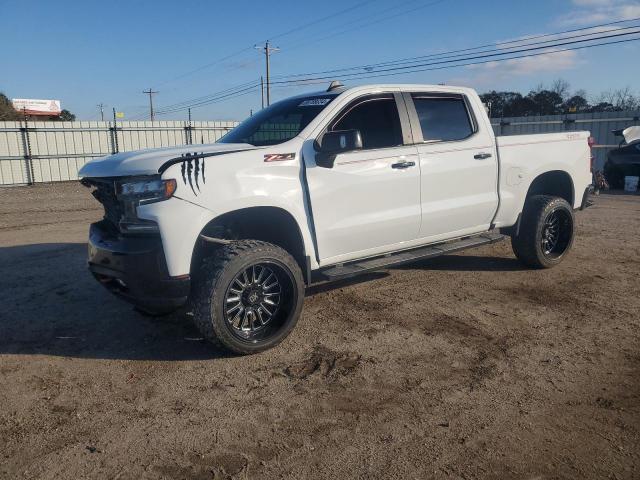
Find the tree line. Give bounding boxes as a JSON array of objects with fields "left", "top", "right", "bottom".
[{"left": 481, "top": 80, "right": 639, "bottom": 118}]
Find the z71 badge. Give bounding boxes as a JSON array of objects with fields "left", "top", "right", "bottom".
[{"left": 264, "top": 153, "right": 296, "bottom": 162}]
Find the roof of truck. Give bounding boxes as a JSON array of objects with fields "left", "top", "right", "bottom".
[{"left": 296, "top": 83, "right": 477, "bottom": 99}]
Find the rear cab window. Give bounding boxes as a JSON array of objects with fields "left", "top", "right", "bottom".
[{"left": 411, "top": 94, "right": 476, "bottom": 143}]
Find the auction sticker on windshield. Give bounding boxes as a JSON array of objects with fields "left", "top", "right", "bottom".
[{"left": 299, "top": 98, "right": 332, "bottom": 107}]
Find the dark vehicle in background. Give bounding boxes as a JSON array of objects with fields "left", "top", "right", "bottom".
[{"left": 604, "top": 127, "right": 640, "bottom": 190}]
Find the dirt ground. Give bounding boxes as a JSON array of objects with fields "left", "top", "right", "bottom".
[{"left": 0, "top": 182, "right": 638, "bottom": 480}]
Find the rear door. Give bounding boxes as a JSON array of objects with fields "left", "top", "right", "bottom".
[
  {"left": 303, "top": 93, "right": 421, "bottom": 264},
  {"left": 404, "top": 92, "right": 499, "bottom": 240}
]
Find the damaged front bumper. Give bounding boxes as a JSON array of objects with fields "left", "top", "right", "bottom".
[{"left": 88, "top": 221, "right": 190, "bottom": 313}]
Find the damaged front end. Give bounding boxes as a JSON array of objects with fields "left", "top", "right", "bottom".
[
  {"left": 82, "top": 176, "right": 176, "bottom": 234},
  {"left": 81, "top": 176, "right": 189, "bottom": 313}
]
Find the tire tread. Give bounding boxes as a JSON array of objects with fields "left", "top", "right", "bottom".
[
  {"left": 191, "top": 240, "right": 303, "bottom": 355},
  {"left": 511, "top": 195, "right": 574, "bottom": 269}
]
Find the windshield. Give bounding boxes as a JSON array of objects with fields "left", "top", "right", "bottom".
[{"left": 219, "top": 94, "right": 338, "bottom": 146}]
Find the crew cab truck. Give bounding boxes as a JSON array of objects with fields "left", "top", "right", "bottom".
[{"left": 79, "top": 83, "right": 593, "bottom": 354}]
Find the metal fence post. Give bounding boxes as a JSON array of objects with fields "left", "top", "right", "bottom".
[
  {"left": 185, "top": 108, "right": 193, "bottom": 145},
  {"left": 184, "top": 122, "right": 193, "bottom": 145},
  {"left": 110, "top": 108, "right": 120, "bottom": 153},
  {"left": 20, "top": 109, "right": 35, "bottom": 185},
  {"left": 109, "top": 122, "right": 116, "bottom": 154}
]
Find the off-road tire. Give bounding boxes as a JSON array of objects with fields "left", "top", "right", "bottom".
[
  {"left": 192, "top": 240, "right": 304, "bottom": 355},
  {"left": 511, "top": 195, "right": 575, "bottom": 269}
]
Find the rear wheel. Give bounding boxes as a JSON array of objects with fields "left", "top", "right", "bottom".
[
  {"left": 511, "top": 195, "right": 575, "bottom": 269},
  {"left": 192, "top": 240, "right": 304, "bottom": 354}
]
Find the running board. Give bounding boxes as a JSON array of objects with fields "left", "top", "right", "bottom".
[{"left": 314, "top": 232, "right": 505, "bottom": 282}]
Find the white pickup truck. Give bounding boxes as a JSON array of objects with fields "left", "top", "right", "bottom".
[{"left": 79, "top": 83, "right": 593, "bottom": 354}]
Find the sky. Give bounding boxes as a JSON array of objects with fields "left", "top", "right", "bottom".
[{"left": 1, "top": 0, "right": 639, "bottom": 121}]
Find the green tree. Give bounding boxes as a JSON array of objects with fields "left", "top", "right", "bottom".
[
  {"left": 480, "top": 91, "right": 524, "bottom": 117},
  {"left": 58, "top": 109, "right": 76, "bottom": 121},
  {"left": 563, "top": 94, "right": 590, "bottom": 113},
  {"left": 526, "top": 90, "right": 564, "bottom": 115},
  {"left": 0, "top": 92, "right": 21, "bottom": 120},
  {"left": 480, "top": 80, "right": 640, "bottom": 117}
]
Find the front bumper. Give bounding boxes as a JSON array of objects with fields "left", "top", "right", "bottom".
[{"left": 88, "top": 221, "right": 190, "bottom": 312}]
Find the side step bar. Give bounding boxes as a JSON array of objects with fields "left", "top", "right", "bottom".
[{"left": 314, "top": 232, "right": 505, "bottom": 283}]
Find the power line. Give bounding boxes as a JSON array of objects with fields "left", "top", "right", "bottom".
[
  {"left": 156, "top": 18, "right": 638, "bottom": 116},
  {"left": 147, "top": 21, "right": 640, "bottom": 118},
  {"left": 141, "top": 0, "right": 451, "bottom": 115},
  {"left": 279, "top": 0, "right": 450, "bottom": 54},
  {"left": 152, "top": 82, "right": 261, "bottom": 115},
  {"left": 152, "top": 79, "right": 259, "bottom": 113},
  {"left": 268, "top": 0, "right": 377, "bottom": 42},
  {"left": 358, "top": 16, "right": 640, "bottom": 69},
  {"left": 274, "top": 19, "right": 640, "bottom": 80},
  {"left": 270, "top": 28, "right": 640, "bottom": 85},
  {"left": 157, "top": 35, "right": 640, "bottom": 118},
  {"left": 154, "top": 47, "right": 256, "bottom": 88},
  {"left": 277, "top": 36, "right": 640, "bottom": 87},
  {"left": 153, "top": 85, "right": 260, "bottom": 118},
  {"left": 260, "top": 76, "right": 265, "bottom": 109},
  {"left": 152, "top": 0, "right": 380, "bottom": 89},
  {"left": 152, "top": 84, "right": 261, "bottom": 117}
]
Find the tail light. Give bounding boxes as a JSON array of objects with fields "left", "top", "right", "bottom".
[{"left": 588, "top": 136, "right": 596, "bottom": 172}]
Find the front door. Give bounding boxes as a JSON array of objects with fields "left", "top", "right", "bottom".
[{"left": 303, "top": 93, "right": 421, "bottom": 265}]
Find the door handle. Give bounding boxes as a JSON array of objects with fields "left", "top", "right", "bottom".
[
  {"left": 474, "top": 152, "right": 493, "bottom": 160},
  {"left": 391, "top": 161, "right": 416, "bottom": 169}
]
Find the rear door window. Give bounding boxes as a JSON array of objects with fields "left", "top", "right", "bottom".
[{"left": 411, "top": 95, "right": 475, "bottom": 142}]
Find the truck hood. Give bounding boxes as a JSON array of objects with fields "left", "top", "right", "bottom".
[{"left": 78, "top": 143, "right": 256, "bottom": 178}]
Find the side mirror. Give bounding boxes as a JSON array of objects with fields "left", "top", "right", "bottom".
[{"left": 314, "top": 129, "right": 363, "bottom": 168}]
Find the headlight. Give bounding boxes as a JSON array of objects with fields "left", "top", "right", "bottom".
[{"left": 117, "top": 177, "right": 177, "bottom": 205}]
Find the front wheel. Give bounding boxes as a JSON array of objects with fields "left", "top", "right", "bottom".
[
  {"left": 192, "top": 240, "right": 305, "bottom": 354},
  {"left": 511, "top": 195, "right": 575, "bottom": 269}
]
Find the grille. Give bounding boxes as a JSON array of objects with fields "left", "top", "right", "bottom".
[{"left": 85, "top": 179, "right": 123, "bottom": 230}]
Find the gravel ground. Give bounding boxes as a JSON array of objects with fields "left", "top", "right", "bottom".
[{"left": 0, "top": 182, "right": 638, "bottom": 480}]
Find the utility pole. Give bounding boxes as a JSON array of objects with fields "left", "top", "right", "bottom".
[
  {"left": 143, "top": 88, "right": 158, "bottom": 121},
  {"left": 260, "top": 76, "right": 265, "bottom": 109},
  {"left": 255, "top": 41, "right": 279, "bottom": 106},
  {"left": 97, "top": 103, "right": 105, "bottom": 121}
]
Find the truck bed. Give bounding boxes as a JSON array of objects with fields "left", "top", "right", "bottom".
[{"left": 493, "top": 131, "right": 593, "bottom": 229}]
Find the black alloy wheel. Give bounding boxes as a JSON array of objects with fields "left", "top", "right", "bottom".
[{"left": 192, "top": 240, "right": 304, "bottom": 354}]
